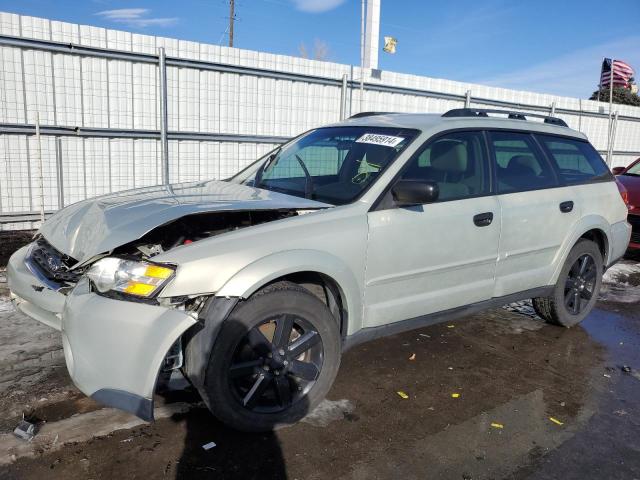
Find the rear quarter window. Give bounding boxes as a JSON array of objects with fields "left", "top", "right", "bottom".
[{"left": 536, "top": 135, "right": 612, "bottom": 185}]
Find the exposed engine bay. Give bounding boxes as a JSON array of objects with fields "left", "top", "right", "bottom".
[
  {"left": 29, "top": 209, "right": 304, "bottom": 293},
  {"left": 114, "top": 209, "right": 299, "bottom": 260}
]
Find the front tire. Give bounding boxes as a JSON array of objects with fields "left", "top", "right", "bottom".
[
  {"left": 204, "top": 281, "right": 341, "bottom": 432},
  {"left": 532, "top": 239, "right": 603, "bottom": 327}
]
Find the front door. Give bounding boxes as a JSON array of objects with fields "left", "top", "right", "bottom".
[{"left": 364, "top": 130, "right": 500, "bottom": 327}]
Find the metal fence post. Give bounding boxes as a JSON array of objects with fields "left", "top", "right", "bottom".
[
  {"left": 465, "top": 90, "right": 471, "bottom": 108},
  {"left": 608, "top": 111, "right": 619, "bottom": 165},
  {"left": 35, "top": 113, "right": 45, "bottom": 223},
  {"left": 340, "top": 74, "right": 348, "bottom": 120},
  {"left": 158, "top": 47, "right": 170, "bottom": 185},
  {"left": 550, "top": 102, "right": 556, "bottom": 117},
  {"left": 55, "top": 137, "right": 64, "bottom": 209}
]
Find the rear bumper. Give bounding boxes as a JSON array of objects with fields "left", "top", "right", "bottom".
[
  {"left": 7, "top": 245, "right": 197, "bottom": 420},
  {"left": 609, "top": 220, "right": 633, "bottom": 264}
]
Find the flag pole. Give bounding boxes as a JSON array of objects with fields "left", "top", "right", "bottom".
[
  {"left": 597, "top": 57, "right": 604, "bottom": 101},
  {"left": 606, "top": 59, "right": 614, "bottom": 165},
  {"left": 359, "top": 0, "right": 365, "bottom": 113}
]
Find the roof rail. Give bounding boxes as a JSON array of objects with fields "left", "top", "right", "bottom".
[
  {"left": 349, "top": 111, "right": 393, "bottom": 119},
  {"left": 442, "top": 108, "right": 568, "bottom": 127}
]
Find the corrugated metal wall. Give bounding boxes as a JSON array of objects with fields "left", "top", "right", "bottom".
[{"left": 1, "top": 11, "right": 639, "bottom": 230}]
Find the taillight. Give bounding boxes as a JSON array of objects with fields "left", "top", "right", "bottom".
[{"left": 615, "top": 179, "right": 630, "bottom": 209}]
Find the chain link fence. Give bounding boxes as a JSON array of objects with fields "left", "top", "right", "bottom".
[{"left": 1, "top": 12, "right": 640, "bottom": 230}]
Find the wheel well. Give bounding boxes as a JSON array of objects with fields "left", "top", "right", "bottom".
[
  {"left": 260, "top": 272, "right": 348, "bottom": 340},
  {"left": 579, "top": 228, "right": 608, "bottom": 263}
]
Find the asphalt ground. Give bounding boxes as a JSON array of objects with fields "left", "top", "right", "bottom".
[{"left": 0, "top": 256, "right": 639, "bottom": 480}]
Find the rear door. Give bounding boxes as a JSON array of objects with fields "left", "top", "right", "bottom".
[
  {"left": 364, "top": 130, "right": 500, "bottom": 327},
  {"left": 488, "top": 130, "right": 578, "bottom": 297}
]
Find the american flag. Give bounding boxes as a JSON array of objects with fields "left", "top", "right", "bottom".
[{"left": 600, "top": 58, "right": 635, "bottom": 88}]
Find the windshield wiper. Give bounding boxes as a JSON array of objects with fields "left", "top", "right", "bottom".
[{"left": 254, "top": 146, "right": 282, "bottom": 189}]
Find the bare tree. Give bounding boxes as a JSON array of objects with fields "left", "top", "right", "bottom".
[
  {"left": 312, "top": 39, "right": 329, "bottom": 61},
  {"left": 298, "top": 39, "right": 329, "bottom": 61}
]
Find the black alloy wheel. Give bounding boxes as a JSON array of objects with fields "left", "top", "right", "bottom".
[
  {"left": 229, "top": 314, "right": 324, "bottom": 413},
  {"left": 532, "top": 239, "right": 603, "bottom": 328},
  {"left": 563, "top": 253, "right": 597, "bottom": 315},
  {"left": 203, "top": 281, "right": 341, "bottom": 432}
]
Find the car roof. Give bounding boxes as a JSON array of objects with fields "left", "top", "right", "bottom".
[{"left": 328, "top": 112, "right": 588, "bottom": 140}]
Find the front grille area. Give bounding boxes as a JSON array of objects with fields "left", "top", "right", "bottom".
[
  {"left": 629, "top": 214, "right": 640, "bottom": 244},
  {"left": 30, "top": 237, "right": 82, "bottom": 284}
]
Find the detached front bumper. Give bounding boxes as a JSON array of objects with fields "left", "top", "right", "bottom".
[
  {"left": 7, "top": 245, "right": 197, "bottom": 420},
  {"left": 7, "top": 245, "right": 66, "bottom": 330}
]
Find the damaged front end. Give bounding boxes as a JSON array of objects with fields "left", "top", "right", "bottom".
[{"left": 8, "top": 181, "right": 328, "bottom": 420}]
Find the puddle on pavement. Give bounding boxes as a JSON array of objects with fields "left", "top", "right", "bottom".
[{"left": 581, "top": 308, "right": 640, "bottom": 369}]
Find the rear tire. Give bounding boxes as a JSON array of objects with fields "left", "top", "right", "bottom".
[
  {"left": 532, "top": 239, "right": 603, "bottom": 327},
  {"left": 204, "top": 281, "right": 341, "bottom": 432}
]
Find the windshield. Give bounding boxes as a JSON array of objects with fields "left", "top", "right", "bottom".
[
  {"left": 624, "top": 160, "right": 640, "bottom": 176},
  {"left": 231, "top": 126, "right": 418, "bottom": 205}
]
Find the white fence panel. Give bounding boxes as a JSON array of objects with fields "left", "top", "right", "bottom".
[{"left": 1, "top": 11, "right": 640, "bottom": 230}]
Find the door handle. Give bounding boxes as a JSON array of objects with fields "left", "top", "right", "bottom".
[
  {"left": 559, "top": 201, "right": 574, "bottom": 213},
  {"left": 473, "top": 212, "right": 494, "bottom": 227}
]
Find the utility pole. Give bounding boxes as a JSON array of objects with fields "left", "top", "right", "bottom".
[{"left": 229, "top": 0, "right": 235, "bottom": 48}]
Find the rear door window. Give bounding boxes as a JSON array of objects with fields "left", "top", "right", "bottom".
[
  {"left": 535, "top": 135, "right": 612, "bottom": 185},
  {"left": 487, "top": 131, "right": 558, "bottom": 193}
]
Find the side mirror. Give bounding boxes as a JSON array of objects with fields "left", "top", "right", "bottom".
[
  {"left": 391, "top": 180, "right": 439, "bottom": 206},
  {"left": 611, "top": 166, "right": 625, "bottom": 175}
]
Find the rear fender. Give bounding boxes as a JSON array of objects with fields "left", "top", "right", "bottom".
[{"left": 549, "top": 215, "right": 611, "bottom": 284}]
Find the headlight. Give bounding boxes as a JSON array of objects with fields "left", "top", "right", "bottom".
[{"left": 86, "top": 257, "right": 175, "bottom": 298}]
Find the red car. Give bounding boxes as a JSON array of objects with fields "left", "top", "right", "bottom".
[{"left": 613, "top": 158, "right": 640, "bottom": 250}]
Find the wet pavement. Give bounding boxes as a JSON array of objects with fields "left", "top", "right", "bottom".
[{"left": 0, "top": 259, "right": 639, "bottom": 480}]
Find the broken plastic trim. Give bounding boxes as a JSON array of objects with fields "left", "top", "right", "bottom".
[{"left": 91, "top": 389, "right": 154, "bottom": 421}]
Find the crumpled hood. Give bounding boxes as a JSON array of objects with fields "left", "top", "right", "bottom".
[{"left": 40, "top": 180, "right": 330, "bottom": 264}]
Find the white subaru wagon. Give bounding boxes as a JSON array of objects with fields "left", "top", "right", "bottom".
[{"left": 7, "top": 109, "right": 631, "bottom": 431}]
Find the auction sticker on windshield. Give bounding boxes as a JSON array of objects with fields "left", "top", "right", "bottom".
[{"left": 355, "top": 133, "right": 405, "bottom": 148}]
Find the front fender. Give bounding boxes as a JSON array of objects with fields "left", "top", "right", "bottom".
[{"left": 216, "top": 249, "right": 364, "bottom": 335}]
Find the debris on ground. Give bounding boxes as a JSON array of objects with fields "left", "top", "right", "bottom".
[
  {"left": 419, "top": 333, "right": 430, "bottom": 338},
  {"left": 490, "top": 422, "right": 504, "bottom": 429},
  {"left": 603, "top": 373, "right": 611, "bottom": 378},
  {"left": 447, "top": 325, "right": 455, "bottom": 329},
  {"left": 13, "top": 419, "right": 38, "bottom": 441},
  {"left": 202, "top": 441, "right": 216, "bottom": 450},
  {"left": 409, "top": 353, "right": 416, "bottom": 361},
  {"left": 451, "top": 393, "right": 460, "bottom": 398},
  {"left": 621, "top": 365, "right": 631, "bottom": 373},
  {"left": 549, "top": 417, "right": 564, "bottom": 426},
  {"left": 397, "top": 391, "right": 409, "bottom": 399}
]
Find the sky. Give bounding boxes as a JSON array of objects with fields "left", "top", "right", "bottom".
[{"left": 1, "top": 0, "right": 639, "bottom": 99}]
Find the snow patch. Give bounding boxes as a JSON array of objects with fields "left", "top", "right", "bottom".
[
  {"left": 602, "top": 262, "right": 640, "bottom": 283},
  {"left": 0, "top": 299, "right": 13, "bottom": 313},
  {"left": 600, "top": 261, "right": 640, "bottom": 303},
  {"left": 302, "top": 399, "right": 355, "bottom": 427}
]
